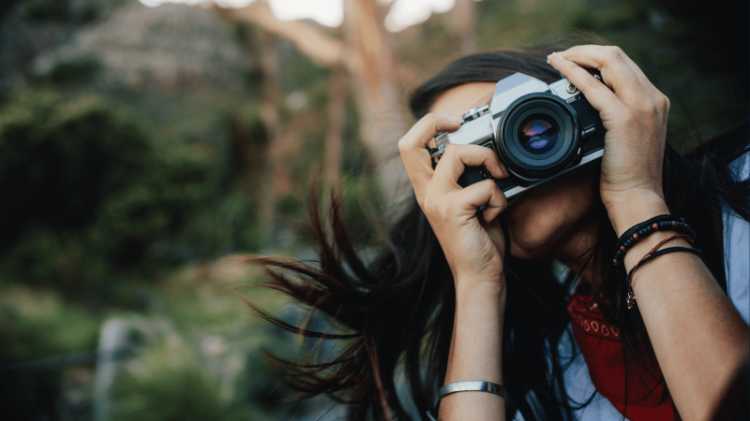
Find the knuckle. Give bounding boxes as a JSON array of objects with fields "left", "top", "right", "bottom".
[
  {"left": 471, "top": 145, "right": 489, "bottom": 159},
  {"left": 481, "top": 178, "right": 496, "bottom": 189},
  {"left": 423, "top": 112, "right": 438, "bottom": 124},
  {"left": 443, "top": 143, "right": 459, "bottom": 157},
  {"left": 608, "top": 46, "right": 624, "bottom": 58},
  {"left": 490, "top": 183, "right": 506, "bottom": 204},
  {"left": 567, "top": 45, "right": 582, "bottom": 53},
  {"left": 660, "top": 95, "right": 671, "bottom": 113},
  {"left": 640, "top": 102, "right": 658, "bottom": 117},
  {"left": 423, "top": 113, "right": 440, "bottom": 130},
  {"left": 480, "top": 179, "right": 498, "bottom": 195},
  {"left": 602, "top": 49, "right": 623, "bottom": 64}
]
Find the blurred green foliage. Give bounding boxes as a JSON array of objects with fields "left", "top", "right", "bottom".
[
  {"left": 0, "top": 264, "right": 293, "bottom": 420},
  {"left": 0, "top": 91, "right": 263, "bottom": 298},
  {"left": 110, "top": 340, "right": 258, "bottom": 421},
  {"left": 0, "top": 285, "right": 102, "bottom": 362},
  {"left": 108, "top": 328, "right": 297, "bottom": 421},
  {"left": 113, "top": 369, "right": 253, "bottom": 421},
  {"left": 20, "top": 0, "right": 112, "bottom": 22},
  {"left": 0, "top": 283, "right": 104, "bottom": 418},
  {"left": 21, "top": 0, "right": 71, "bottom": 21},
  {"left": 42, "top": 57, "right": 103, "bottom": 85}
]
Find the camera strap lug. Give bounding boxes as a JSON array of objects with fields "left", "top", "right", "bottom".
[{"left": 581, "top": 124, "right": 597, "bottom": 139}]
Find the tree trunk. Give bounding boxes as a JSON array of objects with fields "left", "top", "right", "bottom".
[
  {"left": 221, "top": 1, "right": 413, "bottom": 209},
  {"left": 324, "top": 65, "right": 347, "bottom": 190},
  {"left": 343, "top": 0, "right": 410, "bottom": 208},
  {"left": 219, "top": 2, "right": 343, "bottom": 68},
  {"left": 447, "top": 0, "right": 477, "bottom": 53},
  {"left": 255, "top": 29, "right": 282, "bottom": 249}
]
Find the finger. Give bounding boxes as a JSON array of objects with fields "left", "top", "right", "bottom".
[
  {"left": 398, "top": 112, "right": 463, "bottom": 151},
  {"left": 555, "top": 45, "right": 645, "bottom": 106},
  {"left": 454, "top": 179, "right": 507, "bottom": 222},
  {"left": 398, "top": 113, "right": 463, "bottom": 195},
  {"left": 547, "top": 52, "right": 626, "bottom": 115},
  {"left": 432, "top": 144, "right": 508, "bottom": 192}
]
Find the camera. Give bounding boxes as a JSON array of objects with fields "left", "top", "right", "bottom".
[{"left": 430, "top": 72, "right": 605, "bottom": 199}]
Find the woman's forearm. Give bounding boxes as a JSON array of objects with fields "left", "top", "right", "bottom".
[
  {"left": 439, "top": 279, "right": 507, "bottom": 420},
  {"left": 611, "top": 193, "right": 750, "bottom": 421}
]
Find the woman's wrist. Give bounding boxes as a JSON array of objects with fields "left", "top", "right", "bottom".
[
  {"left": 604, "top": 189, "right": 670, "bottom": 237},
  {"left": 454, "top": 274, "right": 507, "bottom": 304},
  {"left": 447, "top": 274, "right": 506, "bottom": 385}
]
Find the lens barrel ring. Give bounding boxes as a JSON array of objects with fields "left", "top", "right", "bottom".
[{"left": 496, "top": 92, "right": 581, "bottom": 179}]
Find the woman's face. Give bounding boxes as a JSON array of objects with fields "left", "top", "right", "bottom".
[{"left": 429, "top": 82, "right": 599, "bottom": 260}]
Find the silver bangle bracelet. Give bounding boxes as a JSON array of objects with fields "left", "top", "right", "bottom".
[
  {"left": 426, "top": 381, "right": 505, "bottom": 421},
  {"left": 439, "top": 381, "right": 505, "bottom": 398}
]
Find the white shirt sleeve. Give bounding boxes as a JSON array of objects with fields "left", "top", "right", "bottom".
[{"left": 723, "top": 151, "right": 750, "bottom": 324}]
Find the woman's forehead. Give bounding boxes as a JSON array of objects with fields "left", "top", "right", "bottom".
[{"left": 429, "top": 82, "right": 496, "bottom": 118}]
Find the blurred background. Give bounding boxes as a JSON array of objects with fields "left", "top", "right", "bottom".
[{"left": 0, "top": 0, "right": 746, "bottom": 419}]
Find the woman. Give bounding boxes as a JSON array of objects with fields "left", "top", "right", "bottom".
[{"left": 247, "top": 42, "right": 749, "bottom": 420}]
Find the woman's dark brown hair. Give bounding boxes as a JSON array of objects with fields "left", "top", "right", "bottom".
[{"left": 243, "top": 40, "right": 750, "bottom": 420}]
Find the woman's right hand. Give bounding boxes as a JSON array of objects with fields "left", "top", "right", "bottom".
[{"left": 398, "top": 113, "right": 510, "bottom": 292}]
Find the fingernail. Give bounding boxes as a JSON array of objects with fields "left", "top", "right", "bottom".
[
  {"left": 547, "top": 52, "right": 563, "bottom": 64},
  {"left": 500, "top": 162, "right": 509, "bottom": 178}
]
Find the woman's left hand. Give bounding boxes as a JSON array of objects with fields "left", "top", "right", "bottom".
[{"left": 548, "top": 45, "right": 670, "bottom": 235}]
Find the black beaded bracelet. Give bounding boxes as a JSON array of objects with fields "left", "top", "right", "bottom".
[{"left": 613, "top": 215, "right": 696, "bottom": 272}]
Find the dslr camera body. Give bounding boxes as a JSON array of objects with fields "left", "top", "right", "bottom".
[{"left": 430, "top": 72, "right": 605, "bottom": 199}]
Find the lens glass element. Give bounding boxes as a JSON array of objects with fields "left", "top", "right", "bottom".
[{"left": 517, "top": 115, "right": 559, "bottom": 155}]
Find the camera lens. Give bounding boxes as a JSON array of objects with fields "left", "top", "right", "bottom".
[
  {"left": 496, "top": 92, "right": 580, "bottom": 180},
  {"left": 518, "top": 115, "right": 559, "bottom": 155}
]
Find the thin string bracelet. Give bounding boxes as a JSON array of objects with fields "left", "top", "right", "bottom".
[{"left": 625, "top": 233, "right": 700, "bottom": 309}]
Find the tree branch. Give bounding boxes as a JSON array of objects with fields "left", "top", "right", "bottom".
[{"left": 216, "top": 2, "right": 344, "bottom": 68}]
